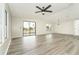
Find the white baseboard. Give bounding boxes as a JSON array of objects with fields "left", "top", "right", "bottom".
[
  {"left": 54, "top": 33, "right": 75, "bottom": 36},
  {"left": 12, "top": 36, "right": 22, "bottom": 39}
]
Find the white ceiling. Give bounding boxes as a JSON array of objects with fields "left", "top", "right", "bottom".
[{"left": 8, "top": 3, "right": 79, "bottom": 23}]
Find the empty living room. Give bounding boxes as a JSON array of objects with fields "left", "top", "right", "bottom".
[{"left": 1, "top": 2, "right": 79, "bottom": 55}]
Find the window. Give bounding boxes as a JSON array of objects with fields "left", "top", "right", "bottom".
[
  {"left": 4, "top": 10, "right": 7, "bottom": 39},
  {"left": 74, "top": 20, "right": 79, "bottom": 35}
]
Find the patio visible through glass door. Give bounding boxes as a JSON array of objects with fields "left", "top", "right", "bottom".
[{"left": 23, "top": 21, "right": 36, "bottom": 36}]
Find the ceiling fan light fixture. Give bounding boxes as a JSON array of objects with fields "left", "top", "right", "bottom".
[
  {"left": 35, "top": 5, "right": 52, "bottom": 15},
  {"left": 42, "top": 12, "right": 45, "bottom": 15}
]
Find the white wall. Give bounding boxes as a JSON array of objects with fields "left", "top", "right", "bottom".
[
  {"left": 12, "top": 17, "right": 75, "bottom": 38},
  {"left": 0, "top": 4, "right": 3, "bottom": 44},
  {"left": 12, "top": 17, "right": 53, "bottom": 38},
  {"left": 54, "top": 20, "right": 74, "bottom": 35},
  {"left": 0, "top": 4, "right": 11, "bottom": 55},
  {"left": 50, "top": 4, "right": 75, "bottom": 35}
]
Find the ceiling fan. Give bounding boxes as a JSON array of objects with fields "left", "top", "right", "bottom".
[{"left": 35, "top": 5, "right": 52, "bottom": 15}]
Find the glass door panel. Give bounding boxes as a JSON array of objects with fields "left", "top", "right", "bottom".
[{"left": 23, "top": 21, "right": 36, "bottom": 36}]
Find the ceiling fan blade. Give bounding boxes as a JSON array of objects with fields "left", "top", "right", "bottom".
[
  {"left": 45, "top": 10, "right": 52, "bottom": 12},
  {"left": 36, "top": 6, "right": 42, "bottom": 11},
  {"left": 35, "top": 11, "right": 41, "bottom": 13},
  {"left": 44, "top": 5, "right": 51, "bottom": 10}
]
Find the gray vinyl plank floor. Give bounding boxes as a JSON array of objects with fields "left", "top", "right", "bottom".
[{"left": 7, "top": 33, "right": 79, "bottom": 55}]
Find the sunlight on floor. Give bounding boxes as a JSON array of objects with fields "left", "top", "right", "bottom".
[
  {"left": 45, "top": 34, "right": 54, "bottom": 43},
  {"left": 22, "top": 36, "right": 36, "bottom": 49}
]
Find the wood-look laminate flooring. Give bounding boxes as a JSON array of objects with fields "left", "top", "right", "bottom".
[{"left": 7, "top": 33, "right": 79, "bottom": 55}]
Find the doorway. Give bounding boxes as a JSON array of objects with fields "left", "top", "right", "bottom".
[{"left": 23, "top": 21, "right": 36, "bottom": 36}]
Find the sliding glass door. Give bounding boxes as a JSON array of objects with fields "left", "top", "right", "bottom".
[{"left": 23, "top": 21, "right": 36, "bottom": 36}]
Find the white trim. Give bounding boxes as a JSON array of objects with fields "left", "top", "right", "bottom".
[
  {"left": 53, "top": 33, "right": 78, "bottom": 36},
  {"left": 4, "top": 39, "right": 11, "bottom": 55}
]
